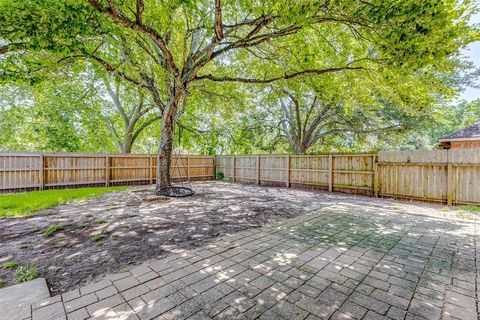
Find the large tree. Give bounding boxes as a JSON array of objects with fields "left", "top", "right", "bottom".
[{"left": 0, "top": 0, "right": 477, "bottom": 192}]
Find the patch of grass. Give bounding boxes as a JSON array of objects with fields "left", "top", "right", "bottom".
[
  {"left": 95, "top": 219, "right": 108, "bottom": 224},
  {"left": 2, "top": 261, "right": 18, "bottom": 270},
  {"left": 0, "top": 186, "right": 127, "bottom": 218},
  {"left": 16, "top": 266, "right": 38, "bottom": 282},
  {"left": 458, "top": 205, "right": 480, "bottom": 213},
  {"left": 16, "top": 243, "right": 28, "bottom": 249},
  {"left": 91, "top": 232, "right": 107, "bottom": 244},
  {"left": 42, "top": 224, "right": 63, "bottom": 237}
]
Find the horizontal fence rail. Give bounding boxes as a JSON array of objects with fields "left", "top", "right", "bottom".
[
  {"left": 0, "top": 152, "right": 215, "bottom": 193},
  {"left": 215, "top": 150, "right": 480, "bottom": 206}
]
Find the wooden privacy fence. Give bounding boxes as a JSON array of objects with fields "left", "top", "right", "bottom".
[
  {"left": 377, "top": 149, "right": 480, "bottom": 205},
  {"left": 1, "top": 150, "right": 479, "bottom": 205},
  {"left": 216, "top": 149, "right": 480, "bottom": 206},
  {"left": 0, "top": 153, "right": 215, "bottom": 192},
  {"left": 215, "top": 154, "right": 377, "bottom": 195}
]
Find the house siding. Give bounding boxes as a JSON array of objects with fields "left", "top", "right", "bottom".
[{"left": 450, "top": 140, "right": 480, "bottom": 149}]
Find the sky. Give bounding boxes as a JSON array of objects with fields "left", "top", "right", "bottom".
[{"left": 459, "top": 11, "right": 480, "bottom": 101}]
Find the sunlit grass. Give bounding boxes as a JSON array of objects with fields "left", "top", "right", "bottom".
[
  {"left": 459, "top": 205, "right": 480, "bottom": 213},
  {"left": 16, "top": 266, "right": 38, "bottom": 282},
  {"left": 0, "top": 187, "right": 127, "bottom": 218}
]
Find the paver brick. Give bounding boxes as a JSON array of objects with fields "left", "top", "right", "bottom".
[
  {"left": 348, "top": 292, "right": 389, "bottom": 315},
  {"left": 408, "top": 298, "right": 441, "bottom": 320},
  {"left": 161, "top": 299, "right": 201, "bottom": 320},
  {"left": 144, "top": 277, "right": 167, "bottom": 290},
  {"left": 443, "top": 302, "right": 477, "bottom": 320},
  {"left": 66, "top": 308, "right": 88, "bottom": 320},
  {"left": 190, "top": 276, "right": 220, "bottom": 294},
  {"left": 80, "top": 279, "right": 111, "bottom": 295},
  {"left": 337, "top": 301, "right": 367, "bottom": 319},
  {"left": 62, "top": 289, "right": 81, "bottom": 302},
  {"left": 64, "top": 293, "right": 98, "bottom": 313},
  {"left": 95, "top": 285, "right": 118, "bottom": 300},
  {"left": 141, "top": 284, "right": 176, "bottom": 304},
  {"left": 250, "top": 275, "right": 276, "bottom": 291},
  {"left": 111, "top": 303, "right": 140, "bottom": 320},
  {"left": 114, "top": 276, "right": 141, "bottom": 292},
  {"left": 121, "top": 284, "right": 151, "bottom": 301},
  {"left": 387, "top": 306, "right": 407, "bottom": 320},
  {"left": 136, "top": 297, "right": 176, "bottom": 320},
  {"left": 86, "top": 294, "right": 125, "bottom": 317},
  {"left": 445, "top": 290, "right": 476, "bottom": 310},
  {"left": 295, "top": 296, "right": 337, "bottom": 319},
  {"left": 136, "top": 271, "right": 159, "bottom": 283},
  {"left": 32, "top": 302, "right": 66, "bottom": 320},
  {"left": 270, "top": 300, "right": 309, "bottom": 320}
]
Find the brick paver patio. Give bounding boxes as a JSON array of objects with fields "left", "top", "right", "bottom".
[{"left": 27, "top": 202, "right": 478, "bottom": 320}]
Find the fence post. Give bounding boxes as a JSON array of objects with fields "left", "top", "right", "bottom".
[
  {"left": 256, "top": 156, "right": 260, "bottom": 185},
  {"left": 446, "top": 150, "right": 453, "bottom": 206},
  {"left": 39, "top": 154, "right": 44, "bottom": 190},
  {"left": 328, "top": 154, "right": 333, "bottom": 192},
  {"left": 213, "top": 156, "right": 216, "bottom": 179},
  {"left": 187, "top": 156, "right": 190, "bottom": 182},
  {"left": 286, "top": 155, "right": 290, "bottom": 188},
  {"left": 373, "top": 154, "right": 379, "bottom": 197},
  {"left": 105, "top": 155, "right": 110, "bottom": 187},
  {"left": 232, "top": 156, "right": 236, "bottom": 182},
  {"left": 149, "top": 156, "right": 153, "bottom": 185}
]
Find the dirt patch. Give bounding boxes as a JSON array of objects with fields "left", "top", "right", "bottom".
[{"left": 0, "top": 182, "right": 315, "bottom": 295}]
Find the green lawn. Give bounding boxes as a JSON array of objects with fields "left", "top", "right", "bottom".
[{"left": 0, "top": 187, "right": 127, "bottom": 218}]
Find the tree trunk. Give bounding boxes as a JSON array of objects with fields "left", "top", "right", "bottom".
[
  {"left": 120, "top": 131, "right": 134, "bottom": 154},
  {"left": 155, "top": 93, "right": 180, "bottom": 191}
]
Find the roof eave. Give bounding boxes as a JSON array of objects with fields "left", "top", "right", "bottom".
[{"left": 438, "top": 137, "right": 480, "bottom": 142}]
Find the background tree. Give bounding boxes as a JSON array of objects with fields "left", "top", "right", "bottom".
[
  {"left": 0, "top": 76, "right": 113, "bottom": 152},
  {"left": 92, "top": 75, "right": 161, "bottom": 153}
]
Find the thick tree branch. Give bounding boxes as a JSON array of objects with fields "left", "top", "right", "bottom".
[
  {"left": 132, "top": 115, "right": 161, "bottom": 141},
  {"left": 214, "top": 0, "right": 223, "bottom": 41},
  {"left": 87, "top": 0, "right": 182, "bottom": 85},
  {"left": 102, "top": 76, "right": 129, "bottom": 125},
  {"left": 136, "top": 0, "right": 144, "bottom": 24},
  {"left": 194, "top": 66, "right": 365, "bottom": 83},
  {"left": 58, "top": 54, "right": 150, "bottom": 90}
]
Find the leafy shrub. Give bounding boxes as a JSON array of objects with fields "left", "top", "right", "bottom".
[
  {"left": 216, "top": 172, "right": 225, "bottom": 180},
  {"left": 16, "top": 266, "right": 38, "bottom": 282},
  {"left": 43, "top": 224, "right": 63, "bottom": 237}
]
